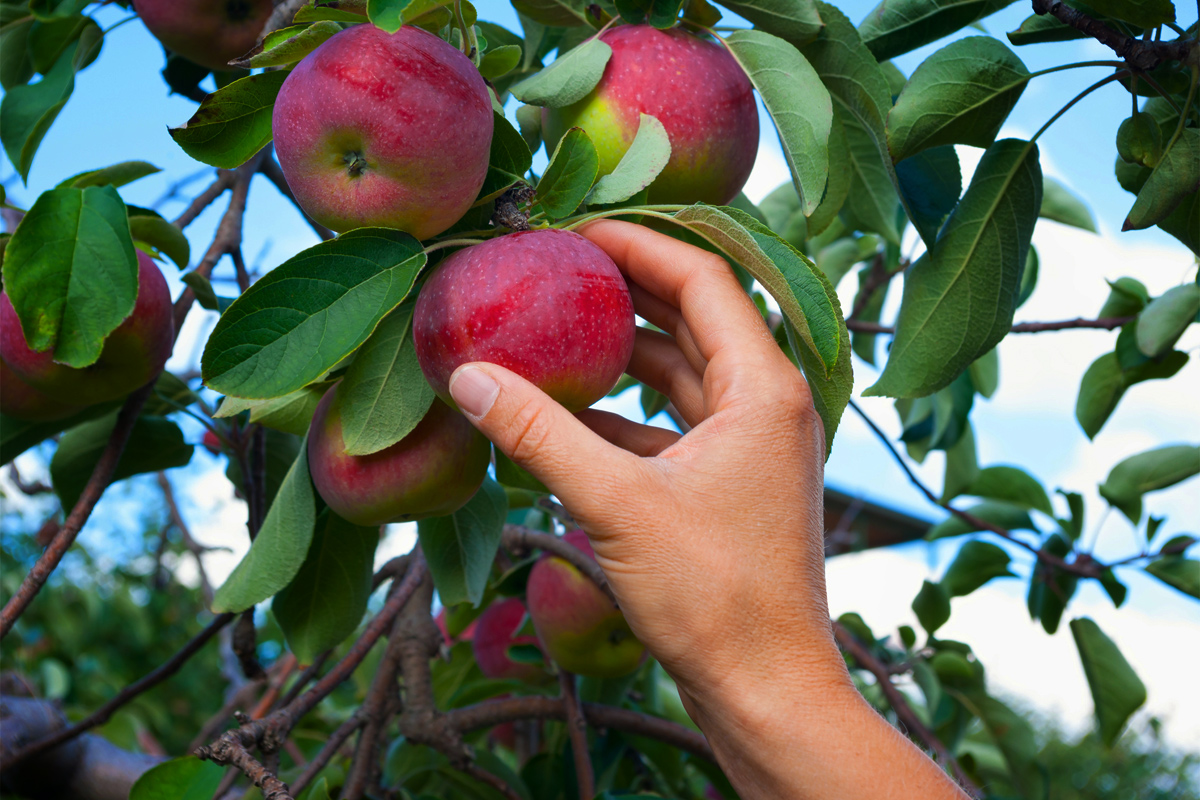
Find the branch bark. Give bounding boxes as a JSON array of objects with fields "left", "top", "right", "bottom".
[
  {"left": 844, "top": 316, "right": 1134, "bottom": 335},
  {"left": 559, "top": 671, "right": 594, "bottom": 800},
  {"left": 1031, "top": 0, "right": 1195, "bottom": 70},
  {"left": 502, "top": 525, "right": 617, "bottom": 605}
]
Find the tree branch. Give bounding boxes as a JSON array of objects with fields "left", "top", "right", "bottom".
[
  {"left": 559, "top": 671, "right": 594, "bottom": 800},
  {"left": 1031, "top": 0, "right": 1195, "bottom": 70},
  {"left": 832, "top": 622, "right": 981, "bottom": 797},
  {"left": 156, "top": 471, "right": 219, "bottom": 605},
  {"left": 172, "top": 171, "right": 235, "bottom": 229},
  {"left": 502, "top": 525, "right": 617, "bottom": 605},
  {"left": 289, "top": 712, "right": 365, "bottom": 796},
  {"left": 342, "top": 614, "right": 406, "bottom": 799},
  {"left": 844, "top": 316, "right": 1134, "bottom": 335},
  {"left": 0, "top": 384, "right": 155, "bottom": 640}
]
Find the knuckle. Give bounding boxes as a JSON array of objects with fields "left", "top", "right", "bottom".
[{"left": 506, "top": 401, "right": 553, "bottom": 465}]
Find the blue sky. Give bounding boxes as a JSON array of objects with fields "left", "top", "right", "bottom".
[{"left": 3, "top": 0, "right": 1199, "bottom": 746}]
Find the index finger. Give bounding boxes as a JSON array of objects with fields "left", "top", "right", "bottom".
[{"left": 579, "top": 219, "right": 777, "bottom": 366}]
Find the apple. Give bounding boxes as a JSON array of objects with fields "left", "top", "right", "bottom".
[
  {"left": 542, "top": 24, "right": 759, "bottom": 206},
  {"left": 471, "top": 597, "right": 547, "bottom": 683},
  {"left": 435, "top": 607, "right": 478, "bottom": 648},
  {"left": 526, "top": 530, "right": 645, "bottom": 679},
  {"left": 0, "top": 251, "right": 174, "bottom": 406},
  {"left": 135, "top": 0, "right": 274, "bottom": 72},
  {"left": 413, "top": 229, "right": 635, "bottom": 412},
  {"left": 0, "top": 357, "right": 86, "bottom": 422},
  {"left": 306, "top": 383, "right": 490, "bottom": 526},
  {"left": 272, "top": 23, "right": 494, "bottom": 241},
  {"left": 201, "top": 430, "right": 222, "bottom": 455}
]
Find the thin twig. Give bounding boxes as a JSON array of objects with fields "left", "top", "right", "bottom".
[
  {"left": 1031, "top": 0, "right": 1194, "bottom": 70},
  {"left": 501, "top": 525, "right": 617, "bottom": 605},
  {"left": 173, "top": 171, "right": 235, "bottom": 229},
  {"left": 157, "top": 472, "right": 219, "bottom": 604},
  {"left": 342, "top": 615, "right": 406, "bottom": 799},
  {"left": 559, "top": 670, "right": 595, "bottom": 800},
  {"left": 289, "top": 712, "right": 366, "bottom": 796},
  {"left": 844, "top": 316, "right": 1135, "bottom": 335}
]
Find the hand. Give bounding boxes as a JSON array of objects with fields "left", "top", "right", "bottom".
[{"left": 447, "top": 220, "right": 966, "bottom": 800}]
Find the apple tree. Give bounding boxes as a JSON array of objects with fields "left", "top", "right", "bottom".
[{"left": 1, "top": 0, "right": 1198, "bottom": 797}]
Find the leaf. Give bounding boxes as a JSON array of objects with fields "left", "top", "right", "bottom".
[
  {"left": 968, "top": 346, "right": 999, "bottom": 397},
  {"left": 1136, "top": 284, "right": 1199, "bottom": 358},
  {"left": 586, "top": 114, "right": 671, "bottom": 205},
  {"left": 58, "top": 160, "right": 161, "bottom": 190},
  {"left": 840, "top": 110, "right": 901, "bottom": 243},
  {"left": 213, "top": 439, "right": 317, "bottom": 612},
  {"left": 1016, "top": 244, "right": 1037, "bottom": 308},
  {"left": 510, "top": 37, "right": 611, "bottom": 107},
  {"left": 1098, "top": 568, "right": 1127, "bottom": 607},
  {"left": 850, "top": 264, "right": 888, "bottom": 365},
  {"left": 225, "top": 429, "right": 303, "bottom": 508},
  {"left": 233, "top": 21, "right": 343, "bottom": 68},
  {"left": 215, "top": 383, "right": 333, "bottom": 436},
  {"left": 724, "top": 29, "right": 832, "bottom": 216},
  {"left": 1028, "top": 533, "right": 1076, "bottom": 634},
  {"left": 1, "top": 403, "right": 120, "bottom": 466},
  {"left": 887, "top": 37, "right": 1029, "bottom": 164},
  {"left": 941, "top": 421, "right": 979, "bottom": 502},
  {"left": 2, "top": 185, "right": 137, "bottom": 367},
  {"left": 858, "top": 0, "right": 1014, "bottom": 62},
  {"left": 479, "top": 44, "right": 523, "bottom": 79},
  {"left": 865, "top": 139, "right": 1040, "bottom": 398},
  {"left": 806, "top": 109, "right": 852, "bottom": 236},
  {"left": 130, "top": 757, "right": 225, "bottom": 800},
  {"left": 417, "top": 478, "right": 508, "bottom": 606},
  {"left": 1158, "top": 189, "right": 1199, "bottom": 255},
  {"left": 912, "top": 579, "right": 950, "bottom": 634},
  {"left": 50, "top": 413, "right": 194, "bottom": 510},
  {"left": 1099, "top": 276, "right": 1149, "bottom": 317},
  {"left": 511, "top": 0, "right": 590, "bottom": 26},
  {"left": 1075, "top": 349, "right": 1187, "bottom": 439},
  {"left": 0, "top": 39, "right": 78, "bottom": 181},
  {"left": 780, "top": 302, "right": 853, "bottom": 458},
  {"left": 714, "top": 0, "right": 823, "bottom": 46},
  {"left": 168, "top": 70, "right": 288, "bottom": 169},
  {"left": 1098, "top": 444, "right": 1199, "bottom": 525},
  {"left": 202, "top": 229, "right": 425, "bottom": 399},
  {"left": 1124, "top": 129, "right": 1200, "bottom": 231},
  {"left": 967, "top": 466, "right": 1053, "bottom": 516},
  {"left": 478, "top": 112, "right": 533, "bottom": 203},
  {"left": 1040, "top": 176, "right": 1097, "bottom": 231},
  {"left": 274, "top": 510, "right": 379, "bottom": 663},
  {"left": 337, "top": 301, "right": 435, "bottom": 456},
  {"left": 941, "top": 539, "right": 1013, "bottom": 597},
  {"left": 1085, "top": 0, "right": 1173, "bottom": 27},
  {"left": 130, "top": 214, "right": 191, "bottom": 269},
  {"left": 1070, "top": 617, "right": 1147, "bottom": 746},
  {"left": 926, "top": 500, "right": 1034, "bottom": 540},
  {"left": 1007, "top": 9, "right": 1087, "bottom": 45},
  {"left": 965, "top": 693, "right": 1039, "bottom": 787},
  {"left": 1144, "top": 557, "right": 1200, "bottom": 599},
  {"left": 896, "top": 145, "right": 961, "bottom": 247},
  {"left": 1058, "top": 489, "right": 1084, "bottom": 540},
  {"left": 537, "top": 127, "right": 599, "bottom": 219}
]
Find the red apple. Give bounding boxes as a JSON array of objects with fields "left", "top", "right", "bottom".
[
  {"left": 413, "top": 229, "right": 635, "bottom": 412},
  {"left": 0, "top": 357, "right": 87, "bottom": 422},
  {"left": 526, "top": 530, "right": 645, "bottom": 679},
  {"left": 201, "top": 430, "right": 222, "bottom": 455},
  {"left": 306, "top": 383, "right": 490, "bottom": 526},
  {"left": 472, "top": 597, "right": 546, "bottom": 683},
  {"left": 272, "top": 23, "right": 494, "bottom": 240},
  {"left": 435, "top": 607, "right": 478, "bottom": 647},
  {"left": 542, "top": 25, "right": 759, "bottom": 206},
  {"left": 135, "top": 0, "right": 274, "bottom": 72},
  {"left": 1, "top": 252, "right": 174, "bottom": 406}
]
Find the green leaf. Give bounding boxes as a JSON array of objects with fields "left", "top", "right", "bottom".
[
  {"left": 840, "top": 109, "right": 902, "bottom": 243},
  {"left": 418, "top": 478, "right": 508, "bottom": 606},
  {"left": 516, "top": 103, "right": 542, "bottom": 152},
  {"left": 50, "top": 413, "right": 194, "bottom": 510},
  {"left": 1124, "top": 129, "right": 1200, "bottom": 231},
  {"left": 724, "top": 29, "right": 832, "bottom": 216},
  {"left": 512, "top": 0, "right": 590, "bottom": 26},
  {"left": 866, "top": 140, "right": 1041, "bottom": 398},
  {"left": 647, "top": 0, "right": 688, "bottom": 27},
  {"left": 168, "top": 70, "right": 288, "bottom": 169},
  {"left": 1084, "top": 0, "right": 1173, "bottom": 27},
  {"left": 887, "top": 37, "right": 1029, "bottom": 164},
  {"left": 858, "top": 0, "right": 1015, "bottom": 62},
  {"left": 143, "top": 371, "right": 200, "bottom": 417},
  {"left": 510, "top": 37, "right": 611, "bottom": 107},
  {"left": 1070, "top": 617, "right": 1147, "bottom": 746},
  {"left": 967, "top": 466, "right": 1053, "bottom": 516},
  {"left": 895, "top": 145, "right": 961, "bottom": 247},
  {"left": 225, "top": 429, "right": 303, "bottom": 508},
  {"left": 968, "top": 346, "right": 999, "bottom": 397},
  {"left": 1136, "top": 284, "right": 1199, "bottom": 358},
  {"left": 1158, "top": 188, "right": 1199, "bottom": 255},
  {"left": 494, "top": 449, "right": 549, "bottom": 493},
  {"left": 1057, "top": 489, "right": 1084, "bottom": 540},
  {"left": 1075, "top": 349, "right": 1188, "bottom": 439},
  {"left": 1028, "top": 533, "right": 1076, "bottom": 634},
  {"left": 941, "top": 421, "right": 979, "bottom": 502},
  {"left": 672, "top": 204, "right": 840, "bottom": 373},
  {"left": 2, "top": 185, "right": 138, "bottom": 367},
  {"left": 1098, "top": 444, "right": 1199, "bottom": 525},
  {"left": 58, "top": 160, "right": 161, "bottom": 190},
  {"left": 536, "top": 127, "right": 598, "bottom": 219},
  {"left": 233, "top": 20, "right": 343, "bottom": 68},
  {"left": 912, "top": 579, "right": 950, "bottom": 634},
  {"left": 1144, "top": 556, "right": 1200, "bottom": 599},
  {"left": 850, "top": 262, "right": 888, "bottom": 365},
  {"left": 780, "top": 303, "right": 852, "bottom": 458},
  {"left": 29, "top": 0, "right": 89, "bottom": 21},
  {"left": 213, "top": 439, "right": 316, "bottom": 613},
  {"left": 586, "top": 113, "right": 671, "bottom": 205},
  {"left": 941, "top": 539, "right": 1013, "bottom": 597},
  {"left": 0, "top": 17, "right": 36, "bottom": 91},
  {"left": 215, "top": 383, "right": 334, "bottom": 437},
  {"left": 1040, "top": 176, "right": 1097, "bottom": 231},
  {"left": 813, "top": 238, "right": 865, "bottom": 288},
  {"left": 806, "top": 109, "right": 852, "bottom": 236},
  {"left": 714, "top": 0, "right": 823, "bottom": 46},
  {"left": 337, "top": 301, "right": 435, "bottom": 456},
  {"left": 1006, "top": 8, "right": 1088, "bottom": 44},
  {"left": 130, "top": 214, "right": 191, "bottom": 270},
  {"left": 1098, "top": 568, "right": 1127, "bottom": 607},
  {"left": 367, "top": 0, "right": 411, "bottom": 31},
  {"left": 202, "top": 229, "right": 425, "bottom": 399},
  {"left": 479, "top": 44, "right": 523, "bottom": 79},
  {"left": 274, "top": 510, "right": 379, "bottom": 663},
  {"left": 926, "top": 500, "right": 1034, "bottom": 540},
  {"left": 1, "top": 403, "right": 119, "bottom": 466},
  {"left": 479, "top": 112, "right": 533, "bottom": 203},
  {"left": 965, "top": 693, "right": 1039, "bottom": 787},
  {"left": 130, "top": 757, "right": 225, "bottom": 800},
  {"left": 0, "top": 39, "right": 80, "bottom": 181},
  {"left": 1099, "top": 276, "right": 1149, "bottom": 317}
]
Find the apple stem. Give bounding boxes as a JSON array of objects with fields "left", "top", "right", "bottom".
[{"left": 343, "top": 152, "right": 369, "bottom": 178}]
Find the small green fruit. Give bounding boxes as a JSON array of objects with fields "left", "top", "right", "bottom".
[{"left": 1116, "top": 113, "right": 1163, "bottom": 168}]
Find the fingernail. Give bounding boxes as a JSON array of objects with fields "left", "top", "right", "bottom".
[{"left": 449, "top": 366, "right": 499, "bottom": 419}]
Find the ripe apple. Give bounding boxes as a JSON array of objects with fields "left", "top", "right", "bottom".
[
  {"left": 0, "top": 357, "right": 87, "bottom": 422},
  {"left": 471, "top": 597, "right": 547, "bottom": 683},
  {"left": 526, "top": 530, "right": 645, "bottom": 678},
  {"left": 306, "top": 383, "right": 490, "bottom": 526},
  {"left": 272, "top": 23, "right": 494, "bottom": 240},
  {"left": 135, "top": 0, "right": 274, "bottom": 72},
  {"left": 542, "top": 24, "right": 759, "bottom": 206},
  {"left": 413, "top": 229, "right": 635, "bottom": 412},
  {"left": 0, "top": 251, "right": 174, "bottom": 406},
  {"left": 201, "top": 430, "right": 223, "bottom": 455}
]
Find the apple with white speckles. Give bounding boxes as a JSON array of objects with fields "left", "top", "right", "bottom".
[
  {"left": 413, "top": 229, "right": 635, "bottom": 412},
  {"left": 542, "top": 24, "right": 759, "bottom": 206},
  {"left": 272, "top": 23, "right": 494, "bottom": 240},
  {"left": 135, "top": 0, "right": 274, "bottom": 72}
]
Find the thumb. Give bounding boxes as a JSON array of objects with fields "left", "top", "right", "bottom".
[{"left": 448, "top": 363, "right": 641, "bottom": 511}]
